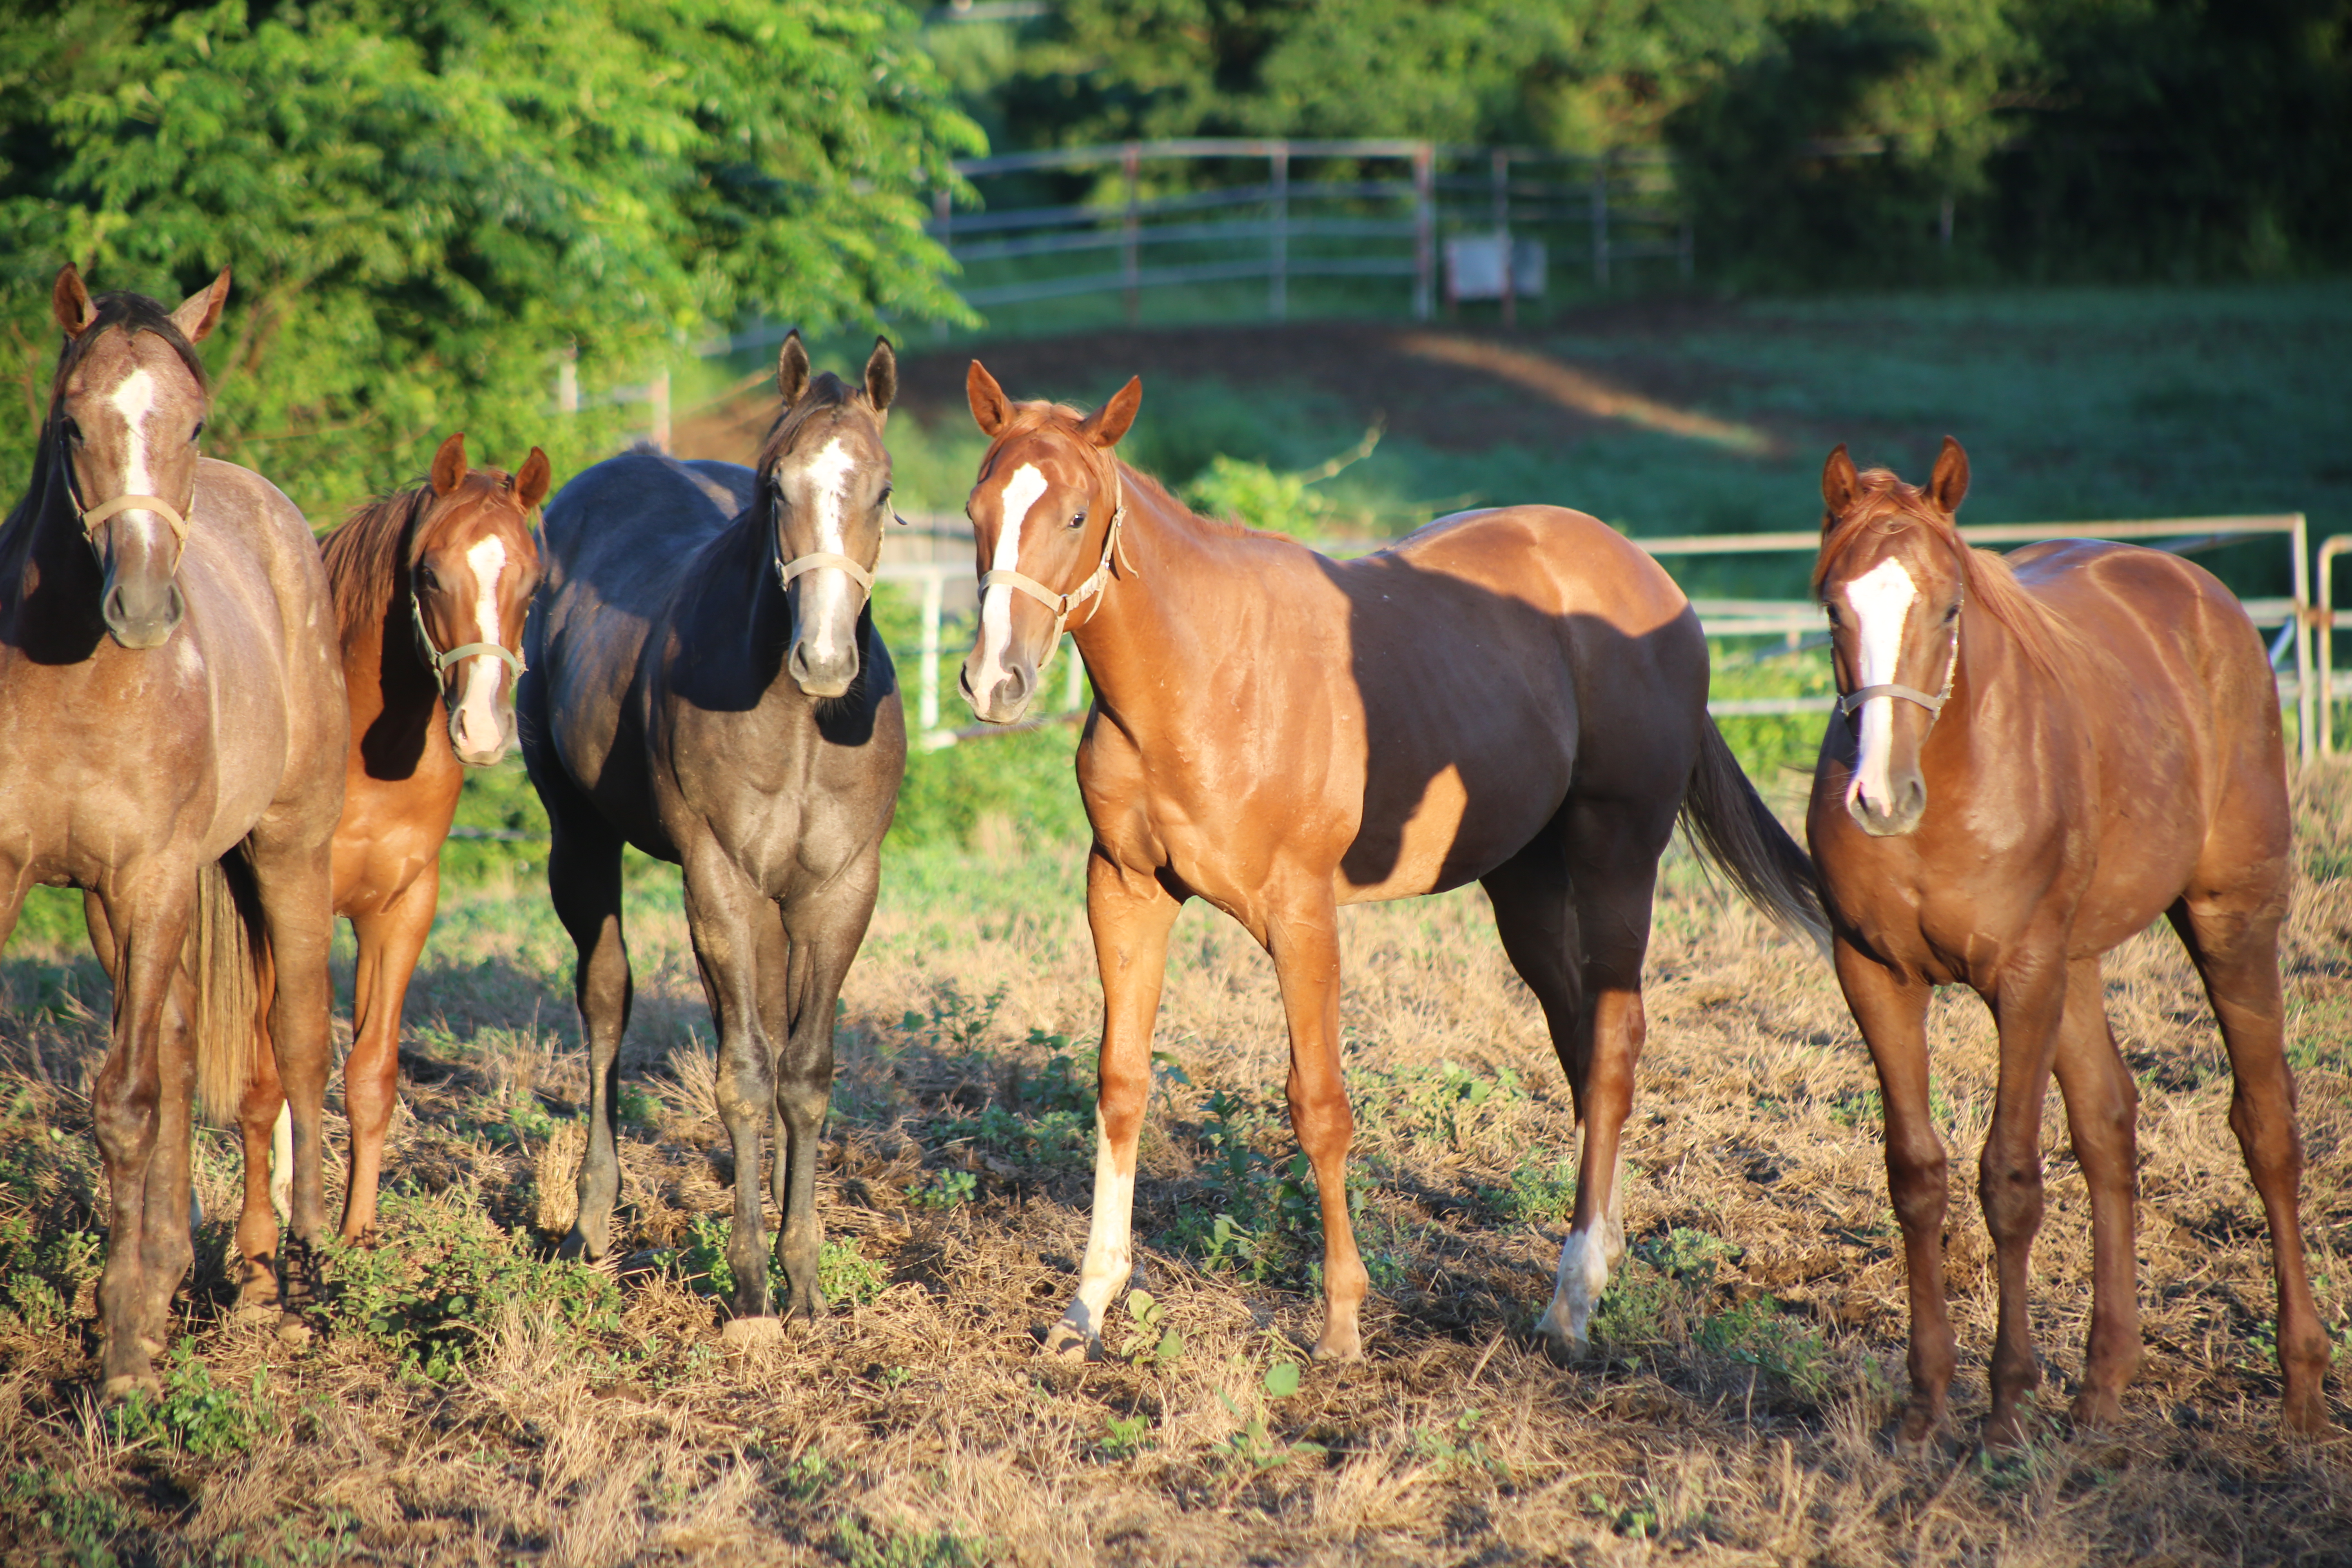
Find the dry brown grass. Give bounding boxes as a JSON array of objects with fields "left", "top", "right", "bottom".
[{"left": 0, "top": 771, "right": 2348, "bottom": 1565}]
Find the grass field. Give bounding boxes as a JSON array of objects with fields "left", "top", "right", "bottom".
[{"left": 3, "top": 287, "right": 2351, "bottom": 1564}]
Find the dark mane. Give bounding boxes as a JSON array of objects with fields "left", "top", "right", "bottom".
[
  {"left": 1815, "top": 468, "right": 2085, "bottom": 681},
  {"left": 321, "top": 482, "right": 435, "bottom": 654},
  {"left": 4, "top": 291, "right": 213, "bottom": 550}
]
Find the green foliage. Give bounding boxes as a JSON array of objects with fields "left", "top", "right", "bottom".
[
  {"left": 934, "top": 1102, "right": 1091, "bottom": 1172},
  {"left": 323, "top": 1192, "right": 621, "bottom": 1381},
  {"left": 1098, "top": 1410, "right": 1154, "bottom": 1458},
  {"left": 4, "top": 1466, "right": 131, "bottom": 1568},
  {"left": 906, "top": 1168, "right": 979, "bottom": 1209},
  {"left": 0, "top": 1204, "right": 101, "bottom": 1336},
  {"left": 1120, "top": 1287, "right": 1186, "bottom": 1367},
  {"left": 1408, "top": 1408, "right": 1509, "bottom": 1482},
  {"left": 889, "top": 721, "right": 1091, "bottom": 851},
  {"left": 677, "top": 1218, "right": 884, "bottom": 1308},
  {"left": 820, "top": 1238, "right": 890, "bottom": 1308},
  {"left": 1497, "top": 1152, "right": 1580, "bottom": 1227},
  {"left": 1210, "top": 1381, "right": 1325, "bottom": 1473},
  {"left": 107, "top": 1339, "right": 276, "bottom": 1458},
  {"left": 833, "top": 1517, "right": 987, "bottom": 1568},
  {"left": 0, "top": 0, "right": 981, "bottom": 521}
]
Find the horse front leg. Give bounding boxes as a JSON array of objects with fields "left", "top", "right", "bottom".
[
  {"left": 681, "top": 850, "right": 780, "bottom": 1329},
  {"left": 246, "top": 824, "right": 338, "bottom": 1321},
  {"left": 1047, "top": 853, "right": 1180, "bottom": 1359},
  {"left": 89, "top": 876, "right": 195, "bottom": 1397},
  {"left": 342, "top": 871, "right": 436, "bottom": 1242},
  {"left": 1268, "top": 884, "right": 1368, "bottom": 1362},
  {"left": 772, "top": 853, "right": 880, "bottom": 1322},
  {"left": 1981, "top": 949, "right": 2069, "bottom": 1448},
  {"left": 1836, "top": 938, "right": 1953, "bottom": 1447}
]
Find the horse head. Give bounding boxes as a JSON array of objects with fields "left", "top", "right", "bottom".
[
  {"left": 409, "top": 432, "right": 550, "bottom": 766},
  {"left": 1814, "top": 436, "right": 1972, "bottom": 838},
  {"left": 762, "top": 332, "right": 897, "bottom": 700},
  {"left": 957, "top": 360, "right": 1142, "bottom": 725},
  {"left": 48, "top": 264, "right": 229, "bottom": 650}
]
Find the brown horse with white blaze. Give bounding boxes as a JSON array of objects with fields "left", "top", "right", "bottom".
[
  {"left": 1809, "top": 438, "right": 2329, "bottom": 1443},
  {"left": 958, "top": 362, "right": 1826, "bottom": 1363},
  {"left": 239, "top": 433, "right": 547, "bottom": 1258},
  {"left": 0, "top": 265, "right": 346, "bottom": 1392}
]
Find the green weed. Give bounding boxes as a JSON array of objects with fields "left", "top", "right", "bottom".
[
  {"left": 1496, "top": 1152, "right": 1580, "bottom": 1226},
  {"left": 834, "top": 1516, "right": 987, "bottom": 1568},
  {"left": 0, "top": 1209, "right": 101, "bottom": 1334},
  {"left": 107, "top": 1339, "right": 275, "bottom": 1457},
  {"left": 820, "top": 1238, "right": 890, "bottom": 1307},
  {"left": 323, "top": 1193, "right": 620, "bottom": 1382},
  {"left": 1119, "top": 1288, "right": 1186, "bottom": 1368},
  {"left": 1408, "top": 1409, "right": 1509, "bottom": 1482},
  {"left": 5, "top": 1466, "right": 132, "bottom": 1566},
  {"left": 1098, "top": 1411, "right": 1154, "bottom": 1459},
  {"left": 907, "top": 1169, "right": 979, "bottom": 1210}
]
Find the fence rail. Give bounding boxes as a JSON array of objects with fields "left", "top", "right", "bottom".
[
  {"left": 878, "top": 514, "right": 2320, "bottom": 760},
  {"left": 931, "top": 138, "right": 1690, "bottom": 325}
]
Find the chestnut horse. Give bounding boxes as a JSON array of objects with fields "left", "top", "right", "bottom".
[
  {"left": 521, "top": 335, "right": 904, "bottom": 1332},
  {"left": 957, "top": 363, "right": 1825, "bottom": 1363},
  {"left": 0, "top": 267, "right": 345, "bottom": 1391},
  {"left": 1809, "top": 439, "right": 2328, "bottom": 1442},
  {"left": 242, "top": 433, "right": 548, "bottom": 1246}
]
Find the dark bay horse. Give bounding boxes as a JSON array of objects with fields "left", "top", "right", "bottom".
[
  {"left": 521, "top": 334, "right": 905, "bottom": 1332},
  {"left": 0, "top": 266, "right": 346, "bottom": 1391},
  {"left": 1809, "top": 439, "right": 2328, "bottom": 1442},
  {"left": 242, "top": 432, "right": 548, "bottom": 1243},
  {"left": 957, "top": 362, "right": 1825, "bottom": 1363}
]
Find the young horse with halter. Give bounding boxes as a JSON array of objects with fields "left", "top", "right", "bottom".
[
  {"left": 239, "top": 433, "right": 548, "bottom": 1250},
  {"left": 0, "top": 266, "right": 346, "bottom": 1392},
  {"left": 1809, "top": 439, "right": 2329, "bottom": 1442},
  {"left": 957, "top": 363, "right": 1826, "bottom": 1363},
  {"left": 521, "top": 335, "right": 904, "bottom": 1335}
]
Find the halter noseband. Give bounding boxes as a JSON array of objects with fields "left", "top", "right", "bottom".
[
  {"left": 1835, "top": 600, "right": 1962, "bottom": 725},
  {"left": 977, "top": 463, "right": 1136, "bottom": 637},
  {"left": 57, "top": 423, "right": 192, "bottom": 568},
  {"left": 410, "top": 572, "right": 526, "bottom": 679}
]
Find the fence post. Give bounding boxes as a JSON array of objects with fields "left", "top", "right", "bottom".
[
  {"left": 1122, "top": 142, "right": 1141, "bottom": 325},
  {"left": 1492, "top": 148, "right": 1514, "bottom": 328},
  {"left": 650, "top": 367, "right": 671, "bottom": 454},
  {"left": 1591, "top": 154, "right": 1611, "bottom": 288},
  {"left": 1412, "top": 143, "right": 1435, "bottom": 322},
  {"left": 557, "top": 343, "right": 578, "bottom": 416},
  {"left": 920, "top": 569, "right": 942, "bottom": 735},
  {"left": 2295, "top": 512, "right": 2315, "bottom": 763},
  {"left": 1270, "top": 142, "right": 1290, "bottom": 322},
  {"left": 2321, "top": 537, "right": 2344, "bottom": 757}
]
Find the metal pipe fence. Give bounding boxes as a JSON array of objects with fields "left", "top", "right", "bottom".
[{"left": 881, "top": 514, "right": 2319, "bottom": 759}]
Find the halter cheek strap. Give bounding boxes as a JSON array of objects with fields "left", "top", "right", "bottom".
[
  {"left": 411, "top": 580, "right": 526, "bottom": 679},
  {"left": 978, "top": 468, "right": 1136, "bottom": 637}
]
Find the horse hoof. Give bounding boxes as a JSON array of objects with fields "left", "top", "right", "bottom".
[
  {"left": 2282, "top": 1387, "right": 2332, "bottom": 1437},
  {"left": 556, "top": 1228, "right": 601, "bottom": 1264},
  {"left": 1310, "top": 1333, "right": 1363, "bottom": 1363},
  {"left": 276, "top": 1313, "right": 315, "bottom": 1348},
  {"left": 1534, "top": 1323, "right": 1587, "bottom": 1369},
  {"left": 100, "top": 1371, "right": 160, "bottom": 1403},
  {"left": 721, "top": 1316, "right": 784, "bottom": 1352},
  {"left": 1041, "top": 1321, "right": 1095, "bottom": 1362},
  {"left": 2069, "top": 1389, "right": 2124, "bottom": 1430}
]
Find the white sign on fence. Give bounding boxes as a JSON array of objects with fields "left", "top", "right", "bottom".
[{"left": 1444, "top": 235, "right": 1546, "bottom": 301}]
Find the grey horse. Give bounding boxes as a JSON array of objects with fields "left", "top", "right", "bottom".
[{"left": 520, "top": 334, "right": 906, "bottom": 1332}]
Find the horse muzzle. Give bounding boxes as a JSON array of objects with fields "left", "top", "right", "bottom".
[
  {"left": 959, "top": 653, "right": 1035, "bottom": 726},
  {"left": 788, "top": 637, "right": 860, "bottom": 701},
  {"left": 101, "top": 575, "right": 185, "bottom": 650},
  {"left": 1847, "top": 768, "right": 1927, "bottom": 837}
]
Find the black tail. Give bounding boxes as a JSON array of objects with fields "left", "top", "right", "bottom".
[{"left": 1680, "top": 719, "right": 1828, "bottom": 949}]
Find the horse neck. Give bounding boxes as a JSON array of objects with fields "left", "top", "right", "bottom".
[
  {"left": 0, "top": 430, "right": 107, "bottom": 638},
  {"left": 1066, "top": 468, "right": 1230, "bottom": 719},
  {"left": 1933, "top": 594, "right": 2035, "bottom": 777}
]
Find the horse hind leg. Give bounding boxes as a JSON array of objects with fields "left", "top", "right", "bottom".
[
  {"left": 2168, "top": 893, "right": 2332, "bottom": 1433},
  {"left": 2051, "top": 958, "right": 2141, "bottom": 1428},
  {"left": 547, "top": 800, "right": 633, "bottom": 1262}
]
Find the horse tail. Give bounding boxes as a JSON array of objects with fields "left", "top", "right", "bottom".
[
  {"left": 193, "top": 854, "right": 266, "bottom": 1124},
  {"left": 1680, "top": 719, "right": 1829, "bottom": 951}
]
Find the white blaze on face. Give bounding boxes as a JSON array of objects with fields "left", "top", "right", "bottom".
[
  {"left": 103, "top": 367, "right": 174, "bottom": 557},
  {"left": 795, "top": 435, "right": 864, "bottom": 665},
  {"left": 450, "top": 535, "right": 508, "bottom": 755},
  {"left": 973, "top": 462, "right": 1048, "bottom": 695},
  {"left": 1844, "top": 557, "right": 1919, "bottom": 815}
]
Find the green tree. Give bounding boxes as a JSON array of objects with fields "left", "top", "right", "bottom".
[{"left": 0, "top": 0, "right": 981, "bottom": 521}]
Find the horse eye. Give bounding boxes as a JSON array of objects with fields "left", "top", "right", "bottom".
[
  {"left": 60, "top": 417, "right": 82, "bottom": 445},
  {"left": 417, "top": 567, "right": 440, "bottom": 594},
  {"left": 1068, "top": 509, "right": 1087, "bottom": 530},
  {"left": 190, "top": 420, "right": 205, "bottom": 441},
  {"left": 1944, "top": 603, "right": 1961, "bottom": 624}
]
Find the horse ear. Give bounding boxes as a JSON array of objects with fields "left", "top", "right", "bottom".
[
  {"left": 515, "top": 447, "right": 552, "bottom": 512},
  {"left": 169, "top": 267, "right": 230, "bottom": 344},
  {"left": 431, "top": 432, "right": 469, "bottom": 496},
  {"left": 52, "top": 265, "right": 95, "bottom": 338},
  {"left": 1820, "top": 443, "right": 1859, "bottom": 525},
  {"left": 864, "top": 336, "right": 896, "bottom": 416},
  {"left": 967, "top": 360, "right": 1009, "bottom": 437},
  {"left": 777, "top": 330, "right": 810, "bottom": 407},
  {"left": 1080, "top": 376, "right": 1143, "bottom": 449},
  {"left": 1927, "top": 435, "right": 1969, "bottom": 515}
]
